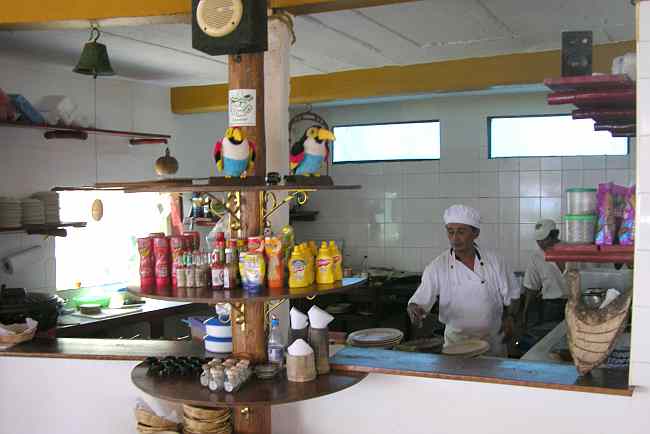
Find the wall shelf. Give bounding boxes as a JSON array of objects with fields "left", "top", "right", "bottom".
[
  {"left": 0, "top": 221, "right": 86, "bottom": 236},
  {"left": 544, "top": 243, "right": 633, "bottom": 264},
  {"left": 0, "top": 120, "right": 171, "bottom": 142},
  {"left": 128, "top": 277, "right": 367, "bottom": 304},
  {"left": 53, "top": 177, "right": 361, "bottom": 194},
  {"left": 543, "top": 74, "right": 636, "bottom": 137}
]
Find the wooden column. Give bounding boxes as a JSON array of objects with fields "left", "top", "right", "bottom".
[{"left": 228, "top": 51, "right": 270, "bottom": 434}]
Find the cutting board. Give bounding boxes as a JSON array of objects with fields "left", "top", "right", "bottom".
[{"left": 68, "top": 307, "right": 143, "bottom": 320}]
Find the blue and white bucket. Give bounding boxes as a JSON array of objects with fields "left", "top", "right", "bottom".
[{"left": 203, "top": 315, "right": 232, "bottom": 353}]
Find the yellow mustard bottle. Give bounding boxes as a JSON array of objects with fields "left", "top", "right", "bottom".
[
  {"left": 302, "top": 242, "right": 315, "bottom": 284},
  {"left": 289, "top": 245, "right": 309, "bottom": 288},
  {"left": 316, "top": 241, "right": 335, "bottom": 284},
  {"left": 329, "top": 240, "right": 343, "bottom": 281}
]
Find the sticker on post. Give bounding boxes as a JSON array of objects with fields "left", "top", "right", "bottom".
[{"left": 229, "top": 89, "right": 256, "bottom": 126}]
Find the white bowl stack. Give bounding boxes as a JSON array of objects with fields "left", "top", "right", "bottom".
[
  {"left": 32, "top": 192, "right": 60, "bottom": 224},
  {"left": 21, "top": 198, "right": 45, "bottom": 225},
  {"left": 0, "top": 198, "right": 22, "bottom": 229}
]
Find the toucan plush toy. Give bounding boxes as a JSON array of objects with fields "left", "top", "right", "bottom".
[
  {"left": 214, "top": 126, "right": 255, "bottom": 178},
  {"left": 290, "top": 126, "right": 335, "bottom": 176}
]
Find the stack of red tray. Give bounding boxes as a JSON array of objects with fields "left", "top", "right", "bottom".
[{"left": 544, "top": 74, "right": 636, "bottom": 137}]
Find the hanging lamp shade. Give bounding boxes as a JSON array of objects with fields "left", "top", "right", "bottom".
[{"left": 73, "top": 27, "right": 115, "bottom": 78}]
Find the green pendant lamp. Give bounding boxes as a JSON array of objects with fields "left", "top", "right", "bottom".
[{"left": 74, "top": 26, "right": 115, "bottom": 78}]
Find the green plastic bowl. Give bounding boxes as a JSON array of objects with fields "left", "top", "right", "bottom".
[{"left": 72, "top": 294, "right": 111, "bottom": 308}]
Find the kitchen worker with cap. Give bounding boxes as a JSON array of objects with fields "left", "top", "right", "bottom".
[
  {"left": 407, "top": 204, "right": 520, "bottom": 357},
  {"left": 521, "top": 219, "right": 568, "bottom": 329}
]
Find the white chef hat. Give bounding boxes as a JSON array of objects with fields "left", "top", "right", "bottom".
[{"left": 443, "top": 204, "right": 480, "bottom": 230}]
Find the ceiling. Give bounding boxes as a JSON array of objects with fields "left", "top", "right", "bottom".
[{"left": 0, "top": 0, "right": 635, "bottom": 87}]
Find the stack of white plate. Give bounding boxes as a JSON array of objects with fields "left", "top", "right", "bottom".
[
  {"left": 32, "top": 191, "right": 59, "bottom": 224},
  {"left": 441, "top": 339, "right": 490, "bottom": 358},
  {"left": 347, "top": 328, "right": 404, "bottom": 348},
  {"left": 0, "top": 198, "right": 22, "bottom": 229},
  {"left": 21, "top": 198, "right": 45, "bottom": 225}
]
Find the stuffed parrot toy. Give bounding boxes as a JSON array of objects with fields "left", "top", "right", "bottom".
[
  {"left": 213, "top": 126, "right": 255, "bottom": 178},
  {"left": 290, "top": 126, "right": 335, "bottom": 176}
]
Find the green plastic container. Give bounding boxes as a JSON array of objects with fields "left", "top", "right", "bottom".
[{"left": 72, "top": 293, "right": 111, "bottom": 308}]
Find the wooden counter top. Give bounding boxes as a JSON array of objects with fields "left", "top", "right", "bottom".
[
  {"left": 1, "top": 339, "right": 633, "bottom": 396},
  {"left": 0, "top": 338, "right": 209, "bottom": 361},
  {"left": 330, "top": 346, "right": 632, "bottom": 397}
]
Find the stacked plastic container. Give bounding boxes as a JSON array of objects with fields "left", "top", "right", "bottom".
[
  {"left": 203, "top": 316, "right": 232, "bottom": 354},
  {"left": 565, "top": 188, "right": 597, "bottom": 243}
]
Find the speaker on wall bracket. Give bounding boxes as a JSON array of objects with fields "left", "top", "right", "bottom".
[
  {"left": 561, "top": 31, "right": 593, "bottom": 77},
  {"left": 192, "top": 0, "right": 268, "bottom": 56}
]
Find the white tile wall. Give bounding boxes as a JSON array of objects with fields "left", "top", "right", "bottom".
[{"left": 296, "top": 92, "right": 622, "bottom": 272}]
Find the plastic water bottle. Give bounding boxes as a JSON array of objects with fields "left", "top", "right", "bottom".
[{"left": 267, "top": 315, "right": 285, "bottom": 367}]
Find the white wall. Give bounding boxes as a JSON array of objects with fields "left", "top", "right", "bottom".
[
  {"left": 0, "top": 57, "right": 226, "bottom": 293},
  {"left": 293, "top": 93, "right": 635, "bottom": 273}
]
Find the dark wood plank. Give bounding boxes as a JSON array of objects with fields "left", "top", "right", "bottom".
[
  {"left": 544, "top": 74, "right": 634, "bottom": 92},
  {"left": 127, "top": 277, "right": 367, "bottom": 304},
  {"left": 131, "top": 363, "right": 366, "bottom": 407},
  {"left": 330, "top": 347, "right": 632, "bottom": 396},
  {"left": 0, "top": 338, "right": 207, "bottom": 361}
]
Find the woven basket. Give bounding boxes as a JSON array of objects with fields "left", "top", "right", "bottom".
[
  {"left": 0, "top": 323, "right": 36, "bottom": 348},
  {"left": 134, "top": 408, "right": 179, "bottom": 430},
  {"left": 286, "top": 353, "right": 316, "bottom": 382}
]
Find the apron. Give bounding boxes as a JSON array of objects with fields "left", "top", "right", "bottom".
[{"left": 442, "top": 248, "right": 507, "bottom": 357}]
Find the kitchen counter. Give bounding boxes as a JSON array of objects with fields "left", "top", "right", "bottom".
[
  {"left": 330, "top": 346, "right": 632, "bottom": 396},
  {"left": 56, "top": 298, "right": 205, "bottom": 338}
]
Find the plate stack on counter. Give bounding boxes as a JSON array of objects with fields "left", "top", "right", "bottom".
[
  {"left": 346, "top": 328, "right": 404, "bottom": 349},
  {"left": 32, "top": 191, "right": 59, "bottom": 224},
  {"left": 183, "top": 405, "right": 232, "bottom": 434},
  {"left": 0, "top": 198, "right": 21, "bottom": 229},
  {"left": 21, "top": 198, "right": 45, "bottom": 225}
]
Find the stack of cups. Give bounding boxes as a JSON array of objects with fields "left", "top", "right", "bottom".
[
  {"left": 204, "top": 315, "right": 233, "bottom": 354},
  {"left": 307, "top": 306, "right": 334, "bottom": 375}
]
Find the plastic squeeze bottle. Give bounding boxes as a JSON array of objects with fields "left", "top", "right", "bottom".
[
  {"left": 316, "top": 241, "right": 335, "bottom": 284},
  {"left": 329, "top": 241, "right": 343, "bottom": 281}
]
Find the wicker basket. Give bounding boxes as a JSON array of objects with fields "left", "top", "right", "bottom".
[
  {"left": 286, "top": 353, "right": 317, "bottom": 382},
  {"left": 0, "top": 322, "right": 37, "bottom": 348}
]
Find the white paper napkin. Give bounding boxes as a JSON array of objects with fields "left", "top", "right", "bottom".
[
  {"left": 287, "top": 338, "right": 313, "bottom": 356},
  {"left": 290, "top": 307, "right": 309, "bottom": 330},
  {"left": 599, "top": 288, "right": 621, "bottom": 310},
  {"left": 308, "top": 305, "right": 334, "bottom": 329}
]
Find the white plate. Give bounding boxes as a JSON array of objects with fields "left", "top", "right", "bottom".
[
  {"left": 347, "top": 328, "right": 404, "bottom": 345},
  {"left": 441, "top": 339, "right": 489, "bottom": 357}
]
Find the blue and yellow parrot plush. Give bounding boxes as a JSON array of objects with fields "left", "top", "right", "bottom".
[
  {"left": 290, "top": 125, "right": 335, "bottom": 176},
  {"left": 213, "top": 127, "right": 255, "bottom": 178}
]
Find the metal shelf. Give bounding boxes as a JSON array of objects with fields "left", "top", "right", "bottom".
[{"left": 0, "top": 120, "right": 171, "bottom": 142}]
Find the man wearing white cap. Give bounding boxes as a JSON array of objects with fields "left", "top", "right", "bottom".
[
  {"left": 521, "top": 219, "right": 568, "bottom": 329},
  {"left": 407, "top": 204, "right": 520, "bottom": 357}
]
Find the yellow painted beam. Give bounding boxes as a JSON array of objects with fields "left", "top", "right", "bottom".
[
  {"left": 0, "top": 0, "right": 418, "bottom": 28},
  {"left": 0, "top": 1, "right": 189, "bottom": 26},
  {"left": 171, "top": 40, "right": 635, "bottom": 114}
]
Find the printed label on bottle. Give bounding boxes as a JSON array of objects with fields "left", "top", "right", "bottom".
[
  {"left": 291, "top": 260, "right": 306, "bottom": 279},
  {"left": 212, "top": 268, "right": 224, "bottom": 287},
  {"left": 268, "top": 347, "right": 284, "bottom": 364}
]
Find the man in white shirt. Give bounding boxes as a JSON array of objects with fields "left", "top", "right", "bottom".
[
  {"left": 522, "top": 219, "right": 568, "bottom": 329},
  {"left": 407, "top": 205, "right": 521, "bottom": 357}
]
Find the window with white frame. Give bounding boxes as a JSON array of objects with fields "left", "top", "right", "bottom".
[
  {"left": 332, "top": 120, "right": 441, "bottom": 163},
  {"left": 489, "top": 115, "right": 629, "bottom": 158},
  {"left": 56, "top": 191, "right": 169, "bottom": 290}
]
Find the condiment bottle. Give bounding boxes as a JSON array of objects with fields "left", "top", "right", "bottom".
[
  {"left": 176, "top": 255, "right": 187, "bottom": 288},
  {"left": 223, "top": 248, "right": 237, "bottom": 290},
  {"left": 316, "top": 241, "right": 335, "bottom": 284},
  {"left": 329, "top": 241, "right": 343, "bottom": 281},
  {"left": 211, "top": 250, "right": 224, "bottom": 290},
  {"left": 288, "top": 245, "right": 309, "bottom": 288},
  {"left": 185, "top": 253, "right": 196, "bottom": 288}
]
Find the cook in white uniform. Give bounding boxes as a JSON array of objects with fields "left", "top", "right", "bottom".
[
  {"left": 522, "top": 219, "right": 568, "bottom": 329},
  {"left": 407, "top": 205, "right": 520, "bottom": 357}
]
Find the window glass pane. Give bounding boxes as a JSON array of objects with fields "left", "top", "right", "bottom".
[
  {"left": 489, "top": 115, "right": 628, "bottom": 158},
  {"left": 56, "top": 191, "right": 168, "bottom": 290},
  {"left": 332, "top": 121, "right": 440, "bottom": 163}
]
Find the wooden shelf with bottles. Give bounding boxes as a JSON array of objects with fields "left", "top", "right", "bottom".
[
  {"left": 544, "top": 74, "right": 636, "bottom": 137},
  {"left": 0, "top": 221, "right": 86, "bottom": 236},
  {"left": 0, "top": 120, "right": 171, "bottom": 144},
  {"left": 128, "top": 277, "right": 367, "bottom": 304},
  {"left": 544, "top": 243, "right": 633, "bottom": 264}
]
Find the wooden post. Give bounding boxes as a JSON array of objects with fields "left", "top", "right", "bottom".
[{"left": 228, "top": 51, "right": 269, "bottom": 434}]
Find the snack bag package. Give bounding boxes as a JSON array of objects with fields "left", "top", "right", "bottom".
[
  {"left": 243, "top": 252, "right": 266, "bottom": 291},
  {"left": 264, "top": 236, "right": 285, "bottom": 289},
  {"left": 595, "top": 182, "right": 628, "bottom": 245},
  {"left": 619, "top": 185, "right": 636, "bottom": 246}
]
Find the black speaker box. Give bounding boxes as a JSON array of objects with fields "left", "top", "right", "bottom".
[
  {"left": 192, "top": 0, "right": 268, "bottom": 56},
  {"left": 562, "top": 31, "right": 593, "bottom": 77}
]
